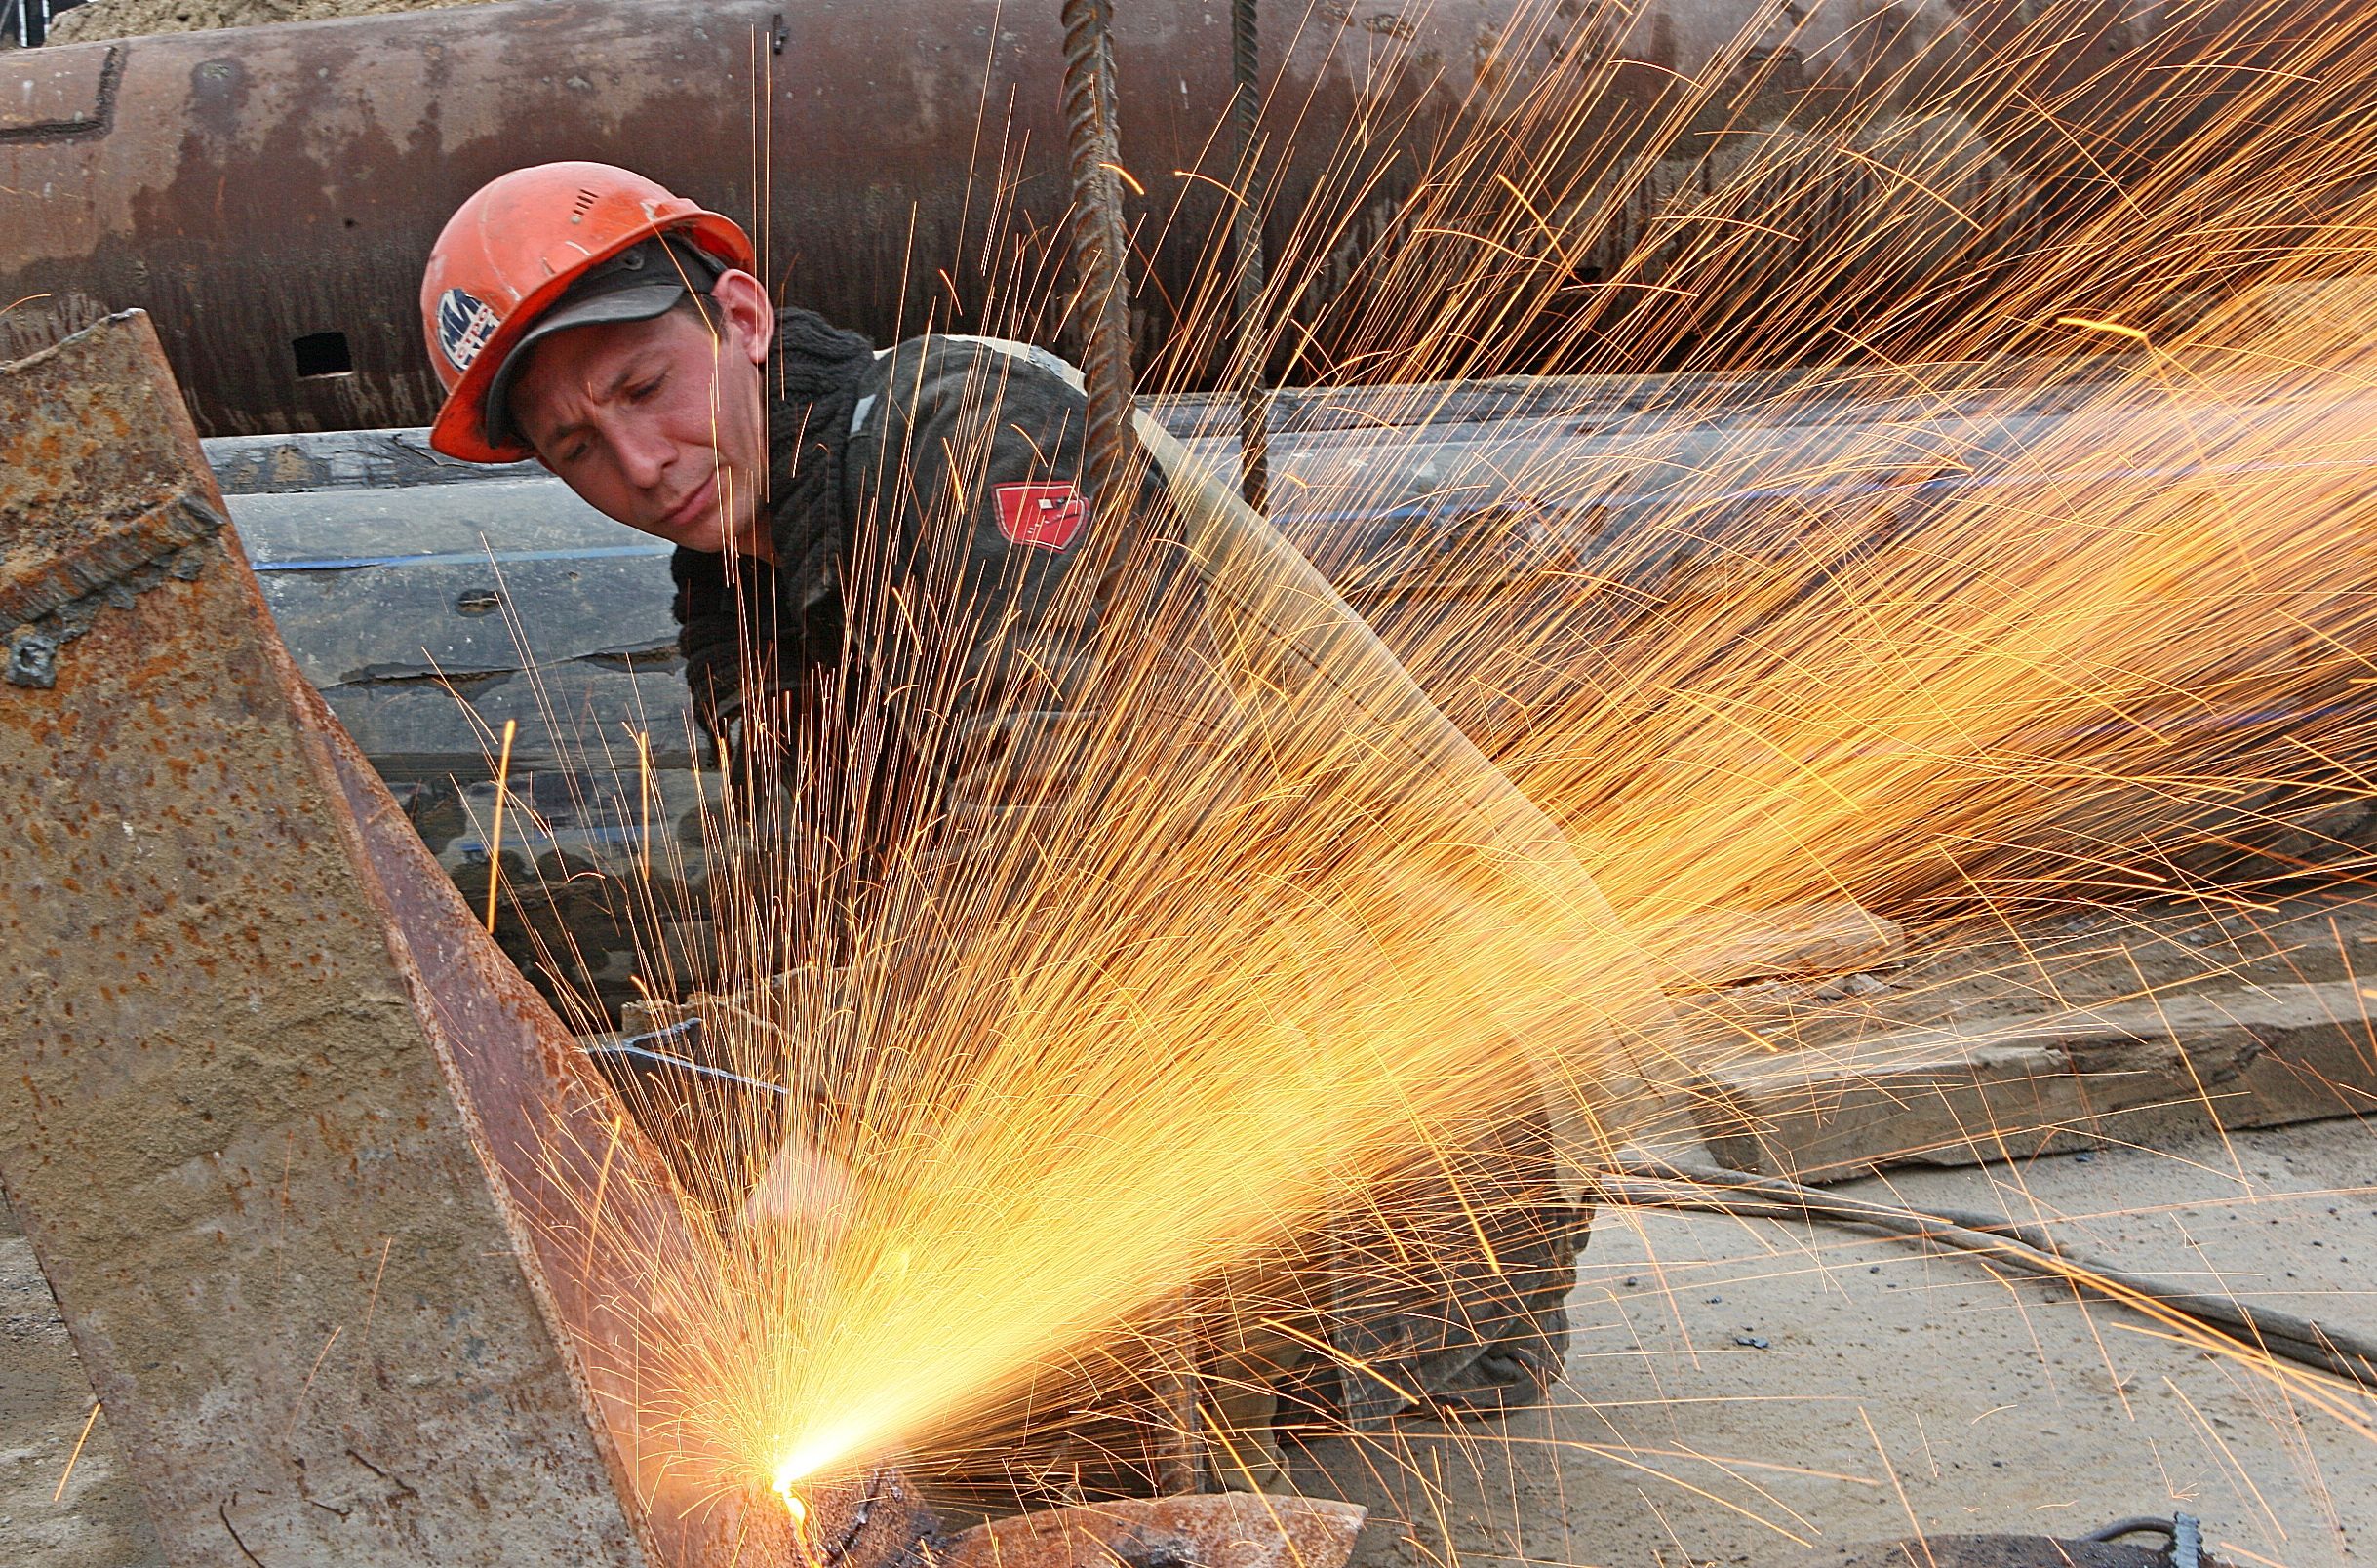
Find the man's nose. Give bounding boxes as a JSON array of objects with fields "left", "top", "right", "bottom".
[{"left": 614, "top": 421, "right": 675, "bottom": 491}]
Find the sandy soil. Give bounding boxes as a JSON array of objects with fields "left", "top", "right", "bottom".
[{"left": 47, "top": 0, "right": 498, "bottom": 46}]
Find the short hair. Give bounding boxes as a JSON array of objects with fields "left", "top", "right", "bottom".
[{"left": 671, "top": 288, "right": 724, "bottom": 333}]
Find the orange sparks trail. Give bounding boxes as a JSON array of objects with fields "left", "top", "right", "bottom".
[
  {"left": 51, "top": 1401, "right": 100, "bottom": 1504},
  {"left": 447, "top": 0, "right": 2377, "bottom": 1543},
  {"left": 485, "top": 716, "right": 518, "bottom": 934}
]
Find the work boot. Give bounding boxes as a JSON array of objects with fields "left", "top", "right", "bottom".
[
  {"left": 1409, "top": 1300, "right": 1576, "bottom": 1419},
  {"left": 1409, "top": 1201, "right": 1589, "bottom": 1421}
]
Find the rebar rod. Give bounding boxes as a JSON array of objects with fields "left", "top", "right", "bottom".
[
  {"left": 1061, "top": 0, "right": 1143, "bottom": 523},
  {"left": 1229, "top": 0, "right": 1271, "bottom": 511},
  {"left": 1059, "top": 0, "right": 1205, "bottom": 1490}
]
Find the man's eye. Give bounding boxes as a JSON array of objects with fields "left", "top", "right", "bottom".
[{"left": 630, "top": 377, "right": 664, "bottom": 401}]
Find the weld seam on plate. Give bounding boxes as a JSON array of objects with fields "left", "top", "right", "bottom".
[
  {"left": 3, "top": 491, "right": 224, "bottom": 687},
  {"left": 0, "top": 45, "right": 122, "bottom": 144},
  {"left": 0, "top": 490, "right": 225, "bottom": 630}
]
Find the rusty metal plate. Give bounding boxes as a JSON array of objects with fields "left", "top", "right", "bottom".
[
  {"left": 940, "top": 1493, "right": 1366, "bottom": 1568},
  {"left": 0, "top": 308, "right": 198, "bottom": 630},
  {"left": 0, "top": 311, "right": 795, "bottom": 1565}
]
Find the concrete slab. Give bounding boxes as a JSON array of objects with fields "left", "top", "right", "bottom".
[{"left": 1691, "top": 979, "right": 2377, "bottom": 1183}]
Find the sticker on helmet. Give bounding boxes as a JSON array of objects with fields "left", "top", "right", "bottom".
[{"left": 437, "top": 288, "right": 503, "bottom": 373}]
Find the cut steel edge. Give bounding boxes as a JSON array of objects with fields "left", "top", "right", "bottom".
[
  {"left": 304, "top": 671, "right": 820, "bottom": 1565},
  {"left": 938, "top": 1493, "right": 1367, "bottom": 1568}
]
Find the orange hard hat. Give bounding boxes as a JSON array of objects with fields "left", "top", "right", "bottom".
[{"left": 421, "top": 161, "right": 756, "bottom": 462}]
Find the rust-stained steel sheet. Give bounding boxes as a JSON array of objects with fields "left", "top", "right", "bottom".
[
  {"left": 938, "top": 1492, "right": 1367, "bottom": 1568},
  {"left": 0, "top": 310, "right": 803, "bottom": 1563},
  {"left": 0, "top": 41, "right": 115, "bottom": 135}
]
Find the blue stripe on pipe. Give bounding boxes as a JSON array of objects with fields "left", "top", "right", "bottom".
[
  {"left": 1261, "top": 452, "right": 2372, "bottom": 530},
  {"left": 249, "top": 543, "right": 677, "bottom": 572}
]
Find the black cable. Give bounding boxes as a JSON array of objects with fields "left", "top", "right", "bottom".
[
  {"left": 1623, "top": 1155, "right": 2070, "bottom": 1257},
  {"left": 1591, "top": 1157, "right": 2377, "bottom": 1396},
  {"left": 2086, "top": 1513, "right": 2201, "bottom": 1567}
]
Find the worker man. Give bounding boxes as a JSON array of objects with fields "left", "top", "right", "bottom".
[{"left": 418, "top": 161, "right": 1659, "bottom": 1492}]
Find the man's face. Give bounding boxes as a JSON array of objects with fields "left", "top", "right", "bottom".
[{"left": 509, "top": 270, "right": 776, "bottom": 558}]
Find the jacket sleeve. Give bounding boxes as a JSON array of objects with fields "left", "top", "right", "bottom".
[{"left": 849, "top": 337, "right": 1234, "bottom": 891}]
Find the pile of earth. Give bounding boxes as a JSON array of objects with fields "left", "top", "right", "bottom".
[{"left": 49, "top": 0, "right": 497, "bottom": 45}]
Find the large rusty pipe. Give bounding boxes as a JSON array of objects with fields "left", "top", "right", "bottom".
[
  {"left": 2, "top": 0, "right": 2359, "bottom": 440},
  {"left": 0, "top": 0, "right": 1517, "bottom": 437}
]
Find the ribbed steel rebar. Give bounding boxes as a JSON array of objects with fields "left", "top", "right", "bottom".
[
  {"left": 1061, "top": 0, "right": 1143, "bottom": 523},
  {"left": 1061, "top": 0, "right": 1206, "bottom": 1491},
  {"left": 1229, "top": 0, "right": 1271, "bottom": 511}
]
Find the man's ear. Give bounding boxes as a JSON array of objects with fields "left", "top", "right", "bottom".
[{"left": 711, "top": 269, "right": 775, "bottom": 367}]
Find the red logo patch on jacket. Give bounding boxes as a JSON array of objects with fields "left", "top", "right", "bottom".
[{"left": 993, "top": 483, "right": 1088, "bottom": 551}]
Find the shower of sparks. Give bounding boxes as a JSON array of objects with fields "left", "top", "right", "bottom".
[{"left": 468, "top": 0, "right": 2377, "bottom": 1541}]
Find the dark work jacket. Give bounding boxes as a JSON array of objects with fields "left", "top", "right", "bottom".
[
  {"left": 670, "top": 314, "right": 1592, "bottom": 1431},
  {"left": 671, "top": 313, "right": 1234, "bottom": 899}
]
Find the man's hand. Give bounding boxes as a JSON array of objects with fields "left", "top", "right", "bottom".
[{"left": 738, "top": 1128, "right": 857, "bottom": 1238}]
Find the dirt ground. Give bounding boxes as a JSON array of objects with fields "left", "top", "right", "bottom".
[
  {"left": 1302, "top": 1112, "right": 2377, "bottom": 1568},
  {"left": 7, "top": 887, "right": 2374, "bottom": 1566},
  {"left": 47, "top": 0, "right": 495, "bottom": 46}
]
